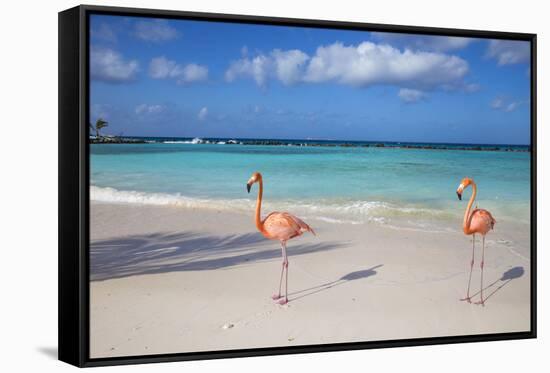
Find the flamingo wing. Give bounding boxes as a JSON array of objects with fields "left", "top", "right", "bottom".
[
  {"left": 262, "top": 212, "right": 315, "bottom": 241},
  {"left": 284, "top": 213, "right": 316, "bottom": 236},
  {"left": 471, "top": 208, "right": 496, "bottom": 231}
]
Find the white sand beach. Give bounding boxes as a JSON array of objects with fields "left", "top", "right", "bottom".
[{"left": 90, "top": 202, "right": 530, "bottom": 358}]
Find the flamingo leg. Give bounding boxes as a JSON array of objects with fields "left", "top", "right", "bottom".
[
  {"left": 278, "top": 241, "right": 289, "bottom": 305},
  {"left": 475, "top": 236, "right": 486, "bottom": 306},
  {"left": 461, "top": 234, "right": 475, "bottom": 303},
  {"left": 272, "top": 242, "right": 285, "bottom": 300}
]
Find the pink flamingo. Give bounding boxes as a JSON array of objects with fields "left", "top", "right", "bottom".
[
  {"left": 247, "top": 172, "right": 315, "bottom": 305},
  {"left": 456, "top": 177, "right": 496, "bottom": 306}
]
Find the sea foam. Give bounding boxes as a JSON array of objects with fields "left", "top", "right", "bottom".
[
  {"left": 91, "top": 185, "right": 252, "bottom": 212},
  {"left": 90, "top": 185, "right": 454, "bottom": 230}
]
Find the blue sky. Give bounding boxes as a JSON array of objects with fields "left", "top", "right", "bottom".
[{"left": 90, "top": 15, "right": 531, "bottom": 144}]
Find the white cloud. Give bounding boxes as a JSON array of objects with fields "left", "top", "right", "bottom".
[
  {"left": 135, "top": 104, "right": 165, "bottom": 115},
  {"left": 304, "top": 42, "right": 468, "bottom": 88},
  {"left": 225, "top": 54, "right": 271, "bottom": 87},
  {"left": 198, "top": 107, "right": 208, "bottom": 121},
  {"left": 486, "top": 40, "right": 530, "bottom": 65},
  {"left": 504, "top": 102, "right": 519, "bottom": 112},
  {"left": 371, "top": 33, "right": 474, "bottom": 52},
  {"left": 90, "top": 47, "right": 139, "bottom": 83},
  {"left": 225, "top": 49, "right": 308, "bottom": 87},
  {"left": 149, "top": 57, "right": 208, "bottom": 84},
  {"left": 398, "top": 88, "right": 426, "bottom": 103},
  {"left": 179, "top": 64, "right": 208, "bottom": 82},
  {"left": 225, "top": 42, "right": 469, "bottom": 91},
  {"left": 272, "top": 49, "right": 309, "bottom": 85},
  {"left": 134, "top": 19, "right": 179, "bottom": 42},
  {"left": 491, "top": 97, "right": 523, "bottom": 112}
]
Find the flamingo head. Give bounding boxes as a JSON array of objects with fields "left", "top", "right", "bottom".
[
  {"left": 246, "top": 172, "right": 262, "bottom": 193},
  {"left": 456, "top": 177, "right": 473, "bottom": 200}
]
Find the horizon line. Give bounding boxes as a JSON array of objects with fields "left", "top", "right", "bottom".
[{"left": 93, "top": 134, "right": 531, "bottom": 147}]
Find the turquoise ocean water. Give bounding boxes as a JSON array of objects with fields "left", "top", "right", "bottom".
[{"left": 90, "top": 139, "right": 531, "bottom": 232}]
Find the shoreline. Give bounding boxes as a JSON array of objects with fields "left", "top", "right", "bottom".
[
  {"left": 89, "top": 185, "right": 532, "bottom": 230},
  {"left": 90, "top": 202, "right": 531, "bottom": 358}
]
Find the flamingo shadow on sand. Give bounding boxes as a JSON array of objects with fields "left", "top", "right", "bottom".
[
  {"left": 288, "top": 264, "right": 383, "bottom": 302},
  {"left": 467, "top": 266, "right": 525, "bottom": 304}
]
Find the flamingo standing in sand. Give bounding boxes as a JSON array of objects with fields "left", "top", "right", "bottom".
[
  {"left": 246, "top": 172, "right": 315, "bottom": 305},
  {"left": 456, "top": 177, "right": 496, "bottom": 306}
]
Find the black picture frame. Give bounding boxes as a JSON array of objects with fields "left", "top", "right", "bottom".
[{"left": 59, "top": 4, "right": 537, "bottom": 367}]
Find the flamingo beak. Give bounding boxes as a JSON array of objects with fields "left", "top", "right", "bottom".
[
  {"left": 246, "top": 183, "right": 251, "bottom": 193},
  {"left": 456, "top": 191, "right": 462, "bottom": 200}
]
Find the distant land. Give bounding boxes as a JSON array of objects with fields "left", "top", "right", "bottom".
[{"left": 89, "top": 135, "right": 530, "bottom": 152}]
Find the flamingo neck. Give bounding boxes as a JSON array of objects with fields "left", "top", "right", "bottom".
[
  {"left": 463, "top": 182, "right": 477, "bottom": 234},
  {"left": 255, "top": 178, "right": 264, "bottom": 232}
]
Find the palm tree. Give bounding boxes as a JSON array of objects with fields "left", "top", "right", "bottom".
[{"left": 93, "top": 118, "right": 108, "bottom": 138}]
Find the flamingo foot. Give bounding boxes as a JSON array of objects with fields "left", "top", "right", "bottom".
[
  {"left": 474, "top": 299, "right": 485, "bottom": 307},
  {"left": 460, "top": 297, "right": 472, "bottom": 303},
  {"left": 277, "top": 298, "right": 288, "bottom": 305},
  {"left": 272, "top": 293, "right": 282, "bottom": 300}
]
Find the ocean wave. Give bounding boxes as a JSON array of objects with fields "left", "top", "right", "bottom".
[
  {"left": 90, "top": 185, "right": 456, "bottom": 231},
  {"left": 163, "top": 137, "right": 206, "bottom": 144},
  {"left": 162, "top": 138, "right": 238, "bottom": 145},
  {"left": 90, "top": 185, "right": 252, "bottom": 211},
  {"left": 312, "top": 216, "right": 363, "bottom": 225}
]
